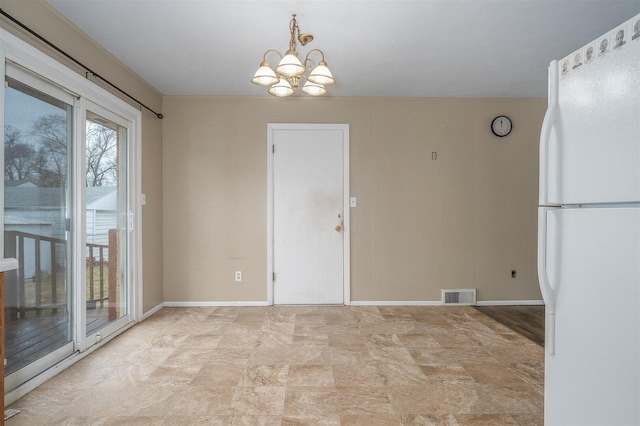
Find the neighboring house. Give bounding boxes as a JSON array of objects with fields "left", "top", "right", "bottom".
[
  {"left": 5, "top": 180, "right": 38, "bottom": 188},
  {"left": 4, "top": 185, "right": 117, "bottom": 276},
  {"left": 86, "top": 186, "right": 117, "bottom": 246}
]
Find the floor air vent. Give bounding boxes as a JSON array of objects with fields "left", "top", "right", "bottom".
[{"left": 442, "top": 289, "right": 476, "bottom": 305}]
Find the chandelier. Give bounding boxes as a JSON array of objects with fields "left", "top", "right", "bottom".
[{"left": 251, "top": 13, "right": 335, "bottom": 97}]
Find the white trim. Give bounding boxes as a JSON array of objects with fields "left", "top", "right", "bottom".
[
  {"left": 0, "top": 43, "right": 4, "bottom": 260},
  {"left": 267, "top": 123, "right": 350, "bottom": 305},
  {"left": 476, "top": 300, "right": 545, "bottom": 306},
  {"left": 351, "top": 300, "right": 545, "bottom": 306},
  {"left": 266, "top": 130, "right": 273, "bottom": 304},
  {"left": 4, "top": 322, "right": 134, "bottom": 406},
  {"left": 74, "top": 98, "right": 88, "bottom": 352},
  {"left": 164, "top": 301, "right": 271, "bottom": 307},
  {"left": 141, "top": 302, "right": 164, "bottom": 320},
  {"left": 350, "top": 300, "right": 443, "bottom": 306},
  {"left": 134, "top": 113, "right": 143, "bottom": 323}
]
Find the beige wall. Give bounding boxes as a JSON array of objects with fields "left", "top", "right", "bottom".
[
  {"left": 162, "top": 96, "right": 545, "bottom": 303},
  {"left": 0, "top": 0, "right": 164, "bottom": 313},
  {"left": 1, "top": 0, "right": 546, "bottom": 306}
]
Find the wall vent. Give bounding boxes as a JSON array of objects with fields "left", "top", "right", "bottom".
[{"left": 442, "top": 289, "right": 477, "bottom": 305}]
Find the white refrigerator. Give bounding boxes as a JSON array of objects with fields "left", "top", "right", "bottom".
[{"left": 538, "top": 14, "right": 640, "bottom": 426}]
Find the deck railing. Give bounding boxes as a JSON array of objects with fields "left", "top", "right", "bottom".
[{"left": 4, "top": 230, "right": 115, "bottom": 321}]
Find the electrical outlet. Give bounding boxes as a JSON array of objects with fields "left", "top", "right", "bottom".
[
  {"left": 235, "top": 271, "right": 242, "bottom": 282},
  {"left": 511, "top": 270, "right": 517, "bottom": 278}
]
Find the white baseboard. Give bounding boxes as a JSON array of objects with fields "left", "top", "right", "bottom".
[
  {"left": 141, "top": 302, "right": 164, "bottom": 320},
  {"left": 350, "top": 300, "right": 442, "bottom": 306},
  {"left": 163, "top": 301, "right": 271, "bottom": 307},
  {"left": 156, "top": 300, "right": 544, "bottom": 309},
  {"left": 476, "top": 300, "right": 545, "bottom": 306},
  {"left": 351, "top": 300, "right": 544, "bottom": 307}
]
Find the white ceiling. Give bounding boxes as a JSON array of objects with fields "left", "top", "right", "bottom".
[{"left": 44, "top": 0, "right": 639, "bottom": 98}]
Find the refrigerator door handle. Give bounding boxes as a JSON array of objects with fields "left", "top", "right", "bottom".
[
  {"left": 539, "top": 60, "right": 559, "bottom": 206},
  {"left": 538, "top": 207, "right": 557, "bottom": 355}
]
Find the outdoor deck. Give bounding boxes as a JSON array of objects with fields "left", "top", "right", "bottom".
[{"left": 4, "top": 308, "right": 109, "bottom": 375}]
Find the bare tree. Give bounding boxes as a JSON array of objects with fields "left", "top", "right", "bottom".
[
  {"left": 31, "top": 114, "right": 68, "bottom": 187},
  {"left": 4, "top": 125, "right": 39, "bottom": 182},
  {"left": 86, "top": 122, "right": 117, "bottom": 187},
  {"left": 6, "top": 114, "right": 117, "bottom": 188}
]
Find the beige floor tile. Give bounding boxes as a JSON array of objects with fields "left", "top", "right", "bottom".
[
  {"left": 417, "top": 363, "right": 477, "bottom": 385},
  {"left": 336, "top": 385, "right": 395, "bottom": 415},
  {"left": 231, "top": 415, "right": 283, "bottom": 425},
  {"left": 459, "top": 361, "right": 528, "bottom": 384},
  {"left": 282, "top": 416, "right": 341, "bottom": 425},
  {"left": 241, "top": 364, "right": 290, "bottom": 386},
  {"left": 283, "top": 387, "right": 340, "bottom": 417},
  {"left": 329, "top": 346, "right": 375, "bottom": 364},
  {"left": 399, "top": 414, "right": 459, "bottom": 425},
  {"left": 333, "top": 363, "right": 386, "bottom": 387},
  {"left": 340, "top": 414, "right": 403, "bottom": 425},
  {"left": 453, "top": 413, "right": 520, "bottom": 425},
  {"left": 287, "top": 364, "right": 335, "bottom": 386},
  {"left": 171, "top": 386, "right": 235, "bottom": 416},
  {"left": 6, "top": 306, "right": 544, "bottom": 425},
  {"left": 163, "top": 415, "right": 232, "bottom": 425},
  {"left": 190, "top": 363, "right": 245, "bottom": 386},
  {"left": 231, "top": 386, "right": 286, "bottom": 416},
  {"left": 388, "top": 384, "right": 503, "bottom": 415}
]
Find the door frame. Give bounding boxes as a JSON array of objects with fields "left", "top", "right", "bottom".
[{"left": 267, "top": 123, "right": 350, "bottom": 305}]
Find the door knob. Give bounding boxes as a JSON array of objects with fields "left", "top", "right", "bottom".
[{"left": 335, "top": 225, "right": 342, "bottom": 232}]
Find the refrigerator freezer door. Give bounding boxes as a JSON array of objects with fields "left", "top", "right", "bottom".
[
  {"left": 544, "top": 40, "right": 640, "bottom": 205},
  {"left": 544, "top": 207, "right": 640, "bottom": 425}
]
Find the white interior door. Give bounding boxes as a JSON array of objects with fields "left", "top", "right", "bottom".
[{"left": 270, "top": 124, "right": 349, "bottom": 305}]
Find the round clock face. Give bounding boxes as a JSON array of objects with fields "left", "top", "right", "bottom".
[{"left": 491, "top": 116, "right": 512, "bottom": 137}]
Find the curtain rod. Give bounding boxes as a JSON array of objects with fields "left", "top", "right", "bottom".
[{"left": 0, "top": 8, "right": 163, "bottom": 119}]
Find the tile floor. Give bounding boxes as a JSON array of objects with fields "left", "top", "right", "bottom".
[{"left": 6, "top": 305, "right": 544, "bottom": 425}]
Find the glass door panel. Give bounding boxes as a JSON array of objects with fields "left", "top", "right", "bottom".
[
  {"left": 3, "top": 76, "right": 74, "bottom": 379},
  {"left": 85, "top": 110, "right": 128, "bottom": 338}
]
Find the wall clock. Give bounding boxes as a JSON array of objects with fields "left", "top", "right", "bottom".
[{"left": 491, "top": 115, "right": 513, "bottom": 137}]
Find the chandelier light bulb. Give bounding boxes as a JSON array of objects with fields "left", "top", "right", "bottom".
[
  {"left": 268, "top": 78, "right": 294, "bottom": 97},
  {"left": 307, "top": 61, "right": 335, "bottom": 86},
  {"left": 276, "top": 52, "right": 305, "bottom": 77},
  {"left": 251, "top": 61, "right": 279, "bottom": 86},
  {"left": 301, "top": 81, "right": 326, "bottom": 96}
]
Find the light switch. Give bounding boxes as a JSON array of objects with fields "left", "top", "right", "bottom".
[
  {"left": 141, "top": 194, "right": 147, "bottom": 205},
  {"left": 350, "top": 197, "right": 357, "bottom": 207}
]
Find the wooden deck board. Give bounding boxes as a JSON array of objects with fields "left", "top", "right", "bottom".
[{"left": 4, "top": 309, "right": 109, "bottom": 375}]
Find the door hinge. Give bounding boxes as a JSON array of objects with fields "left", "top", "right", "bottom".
[
  {"left": 272, "top": 145, "right": 275, "bottom": 153},
  {"left": 273, "top": 272, "right": 276, "bottom": 281}
]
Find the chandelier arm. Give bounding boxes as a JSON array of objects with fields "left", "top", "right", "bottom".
[
  {"left": 304, "top": 48, "right": 326, "bottom": 63},
  {"left": 262, "top": 49, "right": 283, "bottom": 62}
]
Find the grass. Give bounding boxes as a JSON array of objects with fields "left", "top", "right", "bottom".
[{"left": 21, "top": 266, "right": 112, "bottom": 314}]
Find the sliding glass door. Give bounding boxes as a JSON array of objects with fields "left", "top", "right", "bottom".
[
  {"left": 84, "top": 105, "right": 131, "bottom": 344},
  {"left": 2, "top": 61, "right": 137, "bottom": 392},
  {"left": 3, "top": 67, "right": 75, "bottom": 382}
]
